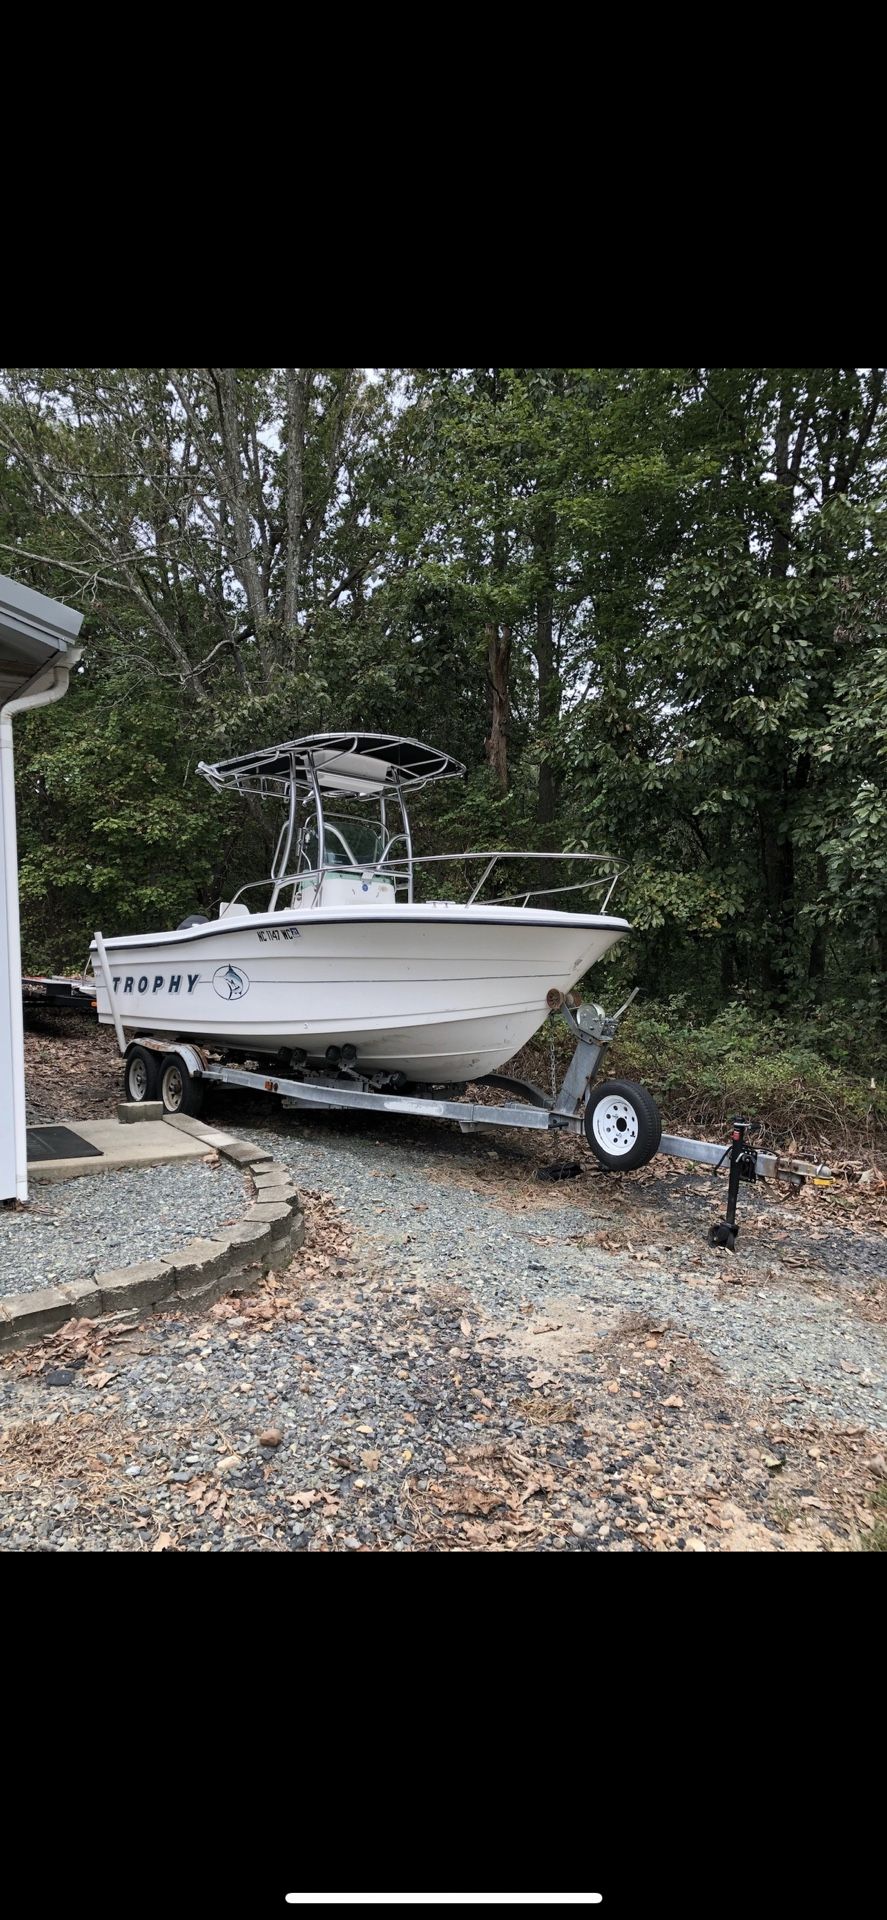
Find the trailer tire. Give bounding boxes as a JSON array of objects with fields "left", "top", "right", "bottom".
[
  {"left": 158, "top": 1051, "right": 204, "bottom": 1117},
  {"left": 584, "top": 1079, "right": 661, "bottom": 1171},
  {"left": 123, "top": 1044, "right": 160, "bottom": 1104}
]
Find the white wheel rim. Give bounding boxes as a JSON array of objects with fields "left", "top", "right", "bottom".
[
  {"left": 591, "top": 1094, "right": 639, "bottom": 1157},
  {"left": 129, "top": 1058, "right": 148, "bottom": 1100},
  {"left": 163, "top": 1065, "right": 184, "bottom": 1111}
]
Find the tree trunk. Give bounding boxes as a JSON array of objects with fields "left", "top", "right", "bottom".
[
  {"left": 761, "top": 819, "right": 795, "bottom": 996},
  {"left": 807, "top": 920, "right": 827, "bottom": 991},
  {"left": 807, "top": 855, "right": 828, "bottom": 994},
  {"left": 284, "top": 367, "right": 309, "bottom": 633},
  {"left": 208, "top": 368, "right": 270, "bottom": 680},
  {"left": 533, "top": 508, "right": 560, "bottom": 827},
  {"left": 484, "top": 623, "right": 511, "bottom": 792},
  {"left": 876, "top": 910, "right": 887, "bottom": 1046}
]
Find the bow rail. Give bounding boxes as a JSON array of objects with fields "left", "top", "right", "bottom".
[{"left": 225, "top": 849, "right": 620, "bottom": 915}]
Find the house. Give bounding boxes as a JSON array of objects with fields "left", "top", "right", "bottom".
[{"left": 0, "top": 572, "right": 84, "bottom": 1202}]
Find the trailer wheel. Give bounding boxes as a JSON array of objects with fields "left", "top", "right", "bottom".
[
  {"left": 123, "top": 1045, "right": 159, "bottom": 1104},
  {"left": 584, "top": 1079, "right": 662, "bottom": 1171},
  {"left": 158, "top": 1051, "right": 204, "bottom": 1117}
]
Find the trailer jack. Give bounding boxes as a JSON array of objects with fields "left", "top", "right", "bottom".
[{"left": 708, "top": 1121, "right": 758, "bottom": 1251}]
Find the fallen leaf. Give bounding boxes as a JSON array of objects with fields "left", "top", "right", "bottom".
[
  {"left": 151, "top": 1533, "right": 174, "bottom": 1552},
  {"left": 434, "top": 1481, "right": 502, "bottom": 1516},
  {"left": 663, "top": 1394, "right": 684, "bottom": 1409}
]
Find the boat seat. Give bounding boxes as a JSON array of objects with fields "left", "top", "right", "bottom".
[{"left": 218, "top": 899, "right": 253, "bottom": 917}]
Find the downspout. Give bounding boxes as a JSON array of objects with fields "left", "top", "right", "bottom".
[{"left": 0, "top": 649, "right": 82, "bottom": 1202}]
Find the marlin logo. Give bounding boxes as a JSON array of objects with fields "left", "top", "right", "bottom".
[{"left": 212, "top": 964, "right": 249, "bottom": 1001}]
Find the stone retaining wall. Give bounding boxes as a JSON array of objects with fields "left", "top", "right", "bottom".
[{"left": 0, "top": 1136, "right": 304, "bottom": 1350}]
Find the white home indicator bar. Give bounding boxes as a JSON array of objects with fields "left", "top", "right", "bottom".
[{"left": 285, "top": 1900, "right": 603, "bottom": 1908}]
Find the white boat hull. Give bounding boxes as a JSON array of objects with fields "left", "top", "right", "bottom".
[{"left": 91, "top": 904, "right": 630, "bottom": 1083}]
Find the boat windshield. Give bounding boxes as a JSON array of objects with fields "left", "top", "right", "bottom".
[{"left": 303, "top": 815, "right": 384, "bottom": 871}]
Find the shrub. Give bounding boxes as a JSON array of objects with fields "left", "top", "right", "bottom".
[{"left": 518, "top": 997, "right": 887, "bottom": 1156}]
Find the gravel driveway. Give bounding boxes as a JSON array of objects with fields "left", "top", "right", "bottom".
[
  {"left": 0, "top": 1101, "right": 884, "bottom": 1552},
  {"left": 225, "top": 1111, "right": 887, "bottom": 1433}
]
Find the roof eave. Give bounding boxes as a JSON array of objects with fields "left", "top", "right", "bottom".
[{"left": 0, "top": 571, "right": 85, "bottom": 701}]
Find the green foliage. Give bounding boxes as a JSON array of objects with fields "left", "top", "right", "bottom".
[
  {"left": 14, "top": 671, "right": 220, "bottom": 968},
  {"left": 609, "top": 998, "right": 886, "bottom": 1151},
  {"left": 521, "top": 997, "right": 885, "bottom": 1153},
  {"left": 2, "top": 365, "right": 885, "bottom": 1095}
]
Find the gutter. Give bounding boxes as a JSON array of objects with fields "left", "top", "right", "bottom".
[{"left": 1, "top": 648, "right": 83, "bottom": 1201}]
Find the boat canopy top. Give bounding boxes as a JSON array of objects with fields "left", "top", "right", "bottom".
[{"left": 197, "top": 732, "right": 465, "bottom": 801}]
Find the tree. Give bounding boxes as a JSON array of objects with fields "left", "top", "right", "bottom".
[
  {"left": 2, "top": 363, "right": 885, "bottom": 1062},
  {"left": 0, "top": 367, "right": 378, "bottom": 709}
]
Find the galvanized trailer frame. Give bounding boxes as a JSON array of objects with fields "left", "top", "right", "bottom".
[{"left": 118, "top": 989, "right": 831, "bottom": 1251}]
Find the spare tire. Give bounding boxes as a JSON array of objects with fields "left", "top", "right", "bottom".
[{"left": 584, "top": 1079, "right": 662, "bottom": 1171}]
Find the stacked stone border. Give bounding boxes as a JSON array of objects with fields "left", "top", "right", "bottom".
[{"left": 0, "top": 1116, "right": 304, "bottom": 1350}]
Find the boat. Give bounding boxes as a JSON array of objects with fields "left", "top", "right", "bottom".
[{"left": 90, "top": 732, "right": 630, "bottom": 1086}]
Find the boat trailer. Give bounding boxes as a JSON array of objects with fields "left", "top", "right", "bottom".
[
  {"left": 117, "top": 990, "right": 832, "bottom": 1252},
  {"left": 22, "top": 972, "right": 95, "bottom": 1013}
]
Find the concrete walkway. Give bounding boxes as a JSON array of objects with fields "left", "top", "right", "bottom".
[{"left": 28, "top": 1116, "right": 212, "bottom": 1182}]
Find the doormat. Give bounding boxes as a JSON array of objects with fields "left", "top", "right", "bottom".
[{"left": 26, "top": 1126, "right": 103, "bottom": 1163}]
